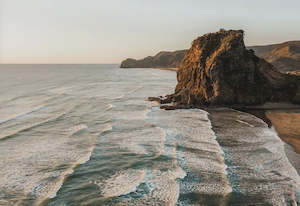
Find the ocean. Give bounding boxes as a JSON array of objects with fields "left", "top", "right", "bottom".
[{"left": 0, "top": 64, "right": 299, "bottom": 206}]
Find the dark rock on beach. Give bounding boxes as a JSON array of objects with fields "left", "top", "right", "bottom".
[
  {"left": 154, "top": 29, "right": 300, "bottom": 108},
  {"left": 148, "top": 97, "right": 163, "bottom": 104},
  {"left": 160, "top": 105, "right": 176, "bottom": 110}
]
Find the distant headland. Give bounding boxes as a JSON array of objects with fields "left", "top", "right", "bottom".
[{"left": 120, "top": 50, "right": 187, "bottom": 69}]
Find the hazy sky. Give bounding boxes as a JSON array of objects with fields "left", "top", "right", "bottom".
[{"left": 1, "top": 0, "right": 300, "bottom": 64}]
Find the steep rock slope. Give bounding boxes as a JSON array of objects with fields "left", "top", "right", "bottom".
[{"left": 155, "top": 29, "right": 300, "bottom": 107}]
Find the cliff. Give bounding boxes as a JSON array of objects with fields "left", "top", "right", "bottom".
[
  {"left": 121, "top": 41, "right": 300, "bottom": 73},
  {"left": 120, "top": 50, "right": 187, "bottom": 68},
  {"left": 151, "top": 29, "right": 300, "bottom": 108},
  {"left": 249, "top": 41, "right": 300, "bottom": 72}
]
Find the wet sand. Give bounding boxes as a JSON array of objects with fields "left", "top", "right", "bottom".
[
  {"left": 235, "top": 104, "right": 300, "bottom": 174},
  {"left": 266, "top": 110, "right": 300, "bottom": 154},
  {"left": 208, "top": 108, "right": 300, "bottom": 205},
  {"left": 234, "top": 103, "right": 300, "bottom": 154},
  {"left": 266, "top": 110, "right": 300, "bottom": 173}
]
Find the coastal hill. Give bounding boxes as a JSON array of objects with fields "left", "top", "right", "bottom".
[
  {"left": 150, "top": 29, "right": 300, "bottom": 108},
  {"left": 120, "top": 50, "right": 187, "bottom": 68},
  {"left": 121, "top": 41, "right": 300, "bottom": 74},
  {"left": 249, "top": 41, "right": 300, "bottom": 72}
]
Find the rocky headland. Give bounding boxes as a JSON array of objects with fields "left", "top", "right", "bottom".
[
  {"left": 121, "top": 41, "right": 300, "bottom": 74},
  {"left": 149, "top": 29, "right": 300, "bottom": 109},
  {"left": 120, "top": 50, "right": 187, "bottom": 69}
]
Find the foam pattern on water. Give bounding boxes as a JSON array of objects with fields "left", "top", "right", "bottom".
[
  {"left": 148, "top": 108, "right": 232, "bottom": 206},
  {"left": 209, "top": 108, "right": 300, "bottom": 206},
  {"left": 1, "top": 65, "right": 299, "bottom": 206},
  {"left": 0, "top": 87, "right": 114, "bottom": 205}
]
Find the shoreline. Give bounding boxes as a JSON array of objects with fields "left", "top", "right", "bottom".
[
  {"left": 154, "top": 99, "right": 300, "bottom": 170},
  {"left": 208, "top": 108, "right": 300, "bottom": 201},
  {"left": 237, "top": 103, "right": 300, "bottom": 155},
  {"left": 239, "top": 106, "right": 300, "bottom": 174},
  {"left": 120, "top": 67, "right": 178, "bottom": 72},
  {"left": 156, "top": 67, "right": 178, "bottom": 72},
  {"left": 266, "top": 111, "right": 300, "bottom": 154}
]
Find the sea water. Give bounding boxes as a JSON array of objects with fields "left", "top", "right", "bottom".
[{"left": 0, "top": 64, "right": 298, "bottom": 206}]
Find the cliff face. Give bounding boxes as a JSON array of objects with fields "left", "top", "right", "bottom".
[
  {"left": 120, "top": 50, "right": 187, "bottom": 68},
  {"left": 159, "top": 29, "right": 300, "bottom": 107},
  {"left": 249, "top": 41, "right": 300, "bottom": 72}
]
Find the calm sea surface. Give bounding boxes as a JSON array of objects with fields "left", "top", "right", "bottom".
[{"left": 0, "top": 64, "right": 299, "bottom": 206}]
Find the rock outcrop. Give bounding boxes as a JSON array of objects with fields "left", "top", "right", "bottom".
[
  {"left": 120, "top": 50, "right": 187, "bottom": 68},
  {"left": 249, "top": 41, "right": 300, "bottom": 72},
  {"left": 151, "top": 29, "right": 300, "bottom": 108}
]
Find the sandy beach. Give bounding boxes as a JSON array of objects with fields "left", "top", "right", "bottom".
[
  {"left": 234, "top": 103, "right": 300, "bottom": 154},
  {"left": 266, "top": 110, "right": 300, "bottom": 154}
]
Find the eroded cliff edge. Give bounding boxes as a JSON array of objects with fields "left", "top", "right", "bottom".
[{"left": 150, "top": 29, "right": 300, "bottom": 108}]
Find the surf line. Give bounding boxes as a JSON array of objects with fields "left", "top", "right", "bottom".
[
  {"left": 207, "top": 112, "right": 243, "bottom": 196},
  {"left": 145, "top": 106, "right": 186, "bottom": 204},
  {"left": 40, "top": 123, "right": 113, "bottom": 205}
]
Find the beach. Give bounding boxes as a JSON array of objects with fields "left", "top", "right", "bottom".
[{"left": 266, "top": 110, "right": 300, "bottom": 154}]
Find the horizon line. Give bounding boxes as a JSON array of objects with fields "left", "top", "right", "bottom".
[{"left": 0, "top": 63, "right": 121, "bottom": 65}]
